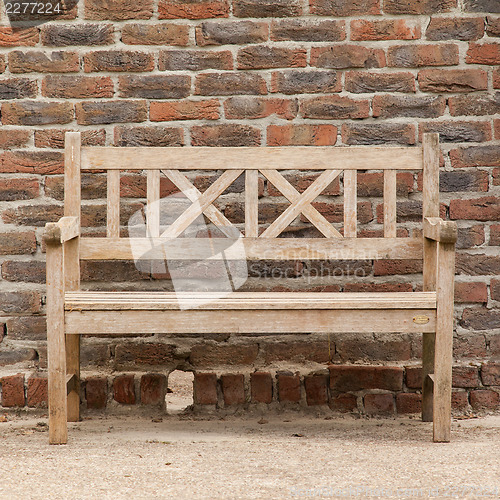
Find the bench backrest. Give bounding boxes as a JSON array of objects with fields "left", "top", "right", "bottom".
[{"left": 64, "top": 132, "right": 440, "bottom": 262}]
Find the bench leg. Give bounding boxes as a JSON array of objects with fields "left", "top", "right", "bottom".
[
  {"left": 47, "top": 242, "right": 68, "bottom": 445},
  {"left": 422, "top": 332, "right": 435, "bottom": 422},
  {"left": 66, "top": 336, "right": 80, "bottom": 422},
  {"left": 433, "top": 242, "right": 455, "bottom": 443}
]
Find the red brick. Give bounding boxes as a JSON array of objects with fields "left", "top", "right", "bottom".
[
  {"left": 396, "top": 393, "right": 422, "bottom": 414},
  {"left": 450, "top": 146, "right": 500, "bottom": 168},
  {"left": 351, "top": 19, "right": 420, "bottom": 41},
  {"left": 454, "top": 334, "right": 487, "bottom": 358},
  {"left": 470, "top": 390, "right": 500, "bottom": 410},
  {"left": 419, "top": 120, "right": 491, "bottom": 143},
  {"left": 461, "top": 308, "right": 500, "bottom": 331},
  {"left": 193, "top": 372, "right": 218, "bottom": 404},
  {"left": 491, "top": 224, "right": 500, "bottom": 245},
  {"left": 9, "top": 50, "right": 79, "bottom": 73},
  {"left": 345, "top": 71, "right": 415, "bottom": 93},
  {"left": 140, "top": 373, "right": 167, "bottom": 405},
  {"left": 358, "top": 172, "right": 414, "bottom": 197},
  {"left": 262, "top": 341, "right": 330, "bottom": 364},
  {"left": 1, "top": 374, "right": 25, "bottom": 407},
  {"left": 234, "top": 0, "right": 302, "bottom": 17},
  {"left": 76, "top": 100, "right": 147, "bottom": 125},
  {"left": 0, "top": 130, "right": 31, "bottom": 149},
  {"left": 488, "top": 16, "right": 500, "bottom": 36},
  {"left": 150, "top": 100, "right": 219, "bottom": 122},
  {"left": 300, "top": 95, "right": 369, "bottom": 120},
  {"left": 0, "top": 291, "right": 41, "bottom": 314},
  {"left": 85, "top": 377, "right": 107, "bottom": 409},
  {"left": 271, "top": 19, "right": 345, "bottom": 42},
  {"left": 304, "top": 375, "right": 328, "bottom": 406},
  {"left": 277, "top": 373, "right": 301, "bottom": 403},
  {"left": 237, "top": 46, "right": 306, "bottom": 70},
  {"left": 224, "top": 97, "right": 297, "bottom": 120},
  {"left": 159, "top": 0, "right": 229, "bottom": 19},
  {"left": 466, "top": 43, "right": 500, "bottom": 65},
  {"left": 114, "top": 343, "right": 175, "bottom": 368},
  {"left": 311, "top": 45, "right": 385, "bottom": 69},
  {"left": 0, "top": 54, "right": 6, "bottom": 72},
  {"left": 196, "top": 20, "right": 268, "bottom": 45},
  {"left": 0, "top": 232, "right": 36, "bottom": 255},
  {"left": 190, "top": 343, "right": 258, "bottom": 367},
  {"left": 0, "top": 178, "right": 39, "bottom": 201},
  {"left": 373, "top": 95, "right": 445, "bottom": 118},
  {"left": 405, "top": 367, "right": 422, "bottom": 389},
  {"left": 329, "top": 393, "right": 357, "bottom": 412},
  {"left": 85, "top": 0, "right": 153, "bottom": 20},
  {"left": 27, "top": 375, "right": 48, "bottom": 408},
  {"left": 1, "top": 101, "right": 73, "bottom": 126},
  {"left": 452, "top": 366, "right": 480, "bottom": 388},
  {"left": 113, "top": 374, "right": 136, "bottom": 404},
  {"left": 271, "top": 70, "right": 340, "bottom": 94},
  {"left": 490, "top": 335, "right": 500, "bottom": 357},
  {"left": 494, "top": 68, "right": 500, "bottom": 89},
  {"left": 84, "top": 51, "right": 154, "bottom": 72},
  {"left": 191, "top": 124, "right": 260, "bottom": 147},
  {"left": 418, "top": 69, "right": 488, "bottom": 92},
  {"left": 122, "top": 23, "right": 188, "bottom": 45},
  {"left": 251, "top": 372, "right": 273, "bottom": 404},
  {"left": 41, "top": 23, "right": 114, "bottom": 46},
  {"left": 0, "top": 78, "right": 37, "bottom": 99},
  {"left": 342, "top": 123, "right": 415, "bottom": 145},
  {"left": 267, "top": 124, "right": 337, "bottom": 146},
  {"left": 374, "top": 259, "right": 422, "bottom": 276},
  {"left": 0, "top": 27, "right": 39, "bottom": 47},
  {"left": 330, "top": 365, "right": 403, "bottom": 391},
  {"left": 364, "top": 394, "right": 394, "bottom": 414},
  {"left": 2, "top": 260, "right": 45, "bottom": 284},
  {"left": 384, "top": 0, "right": 457, "bottom": 14},
  {"left": 426, "top": 17, "right": 485, "bottom": 40},
  {"left": 452, "top": 391, "right": 469, "bottom": 410},
  {"left": 310, "top": 0, "right": 380, "bottom": 16},
  {"left": 195, "top": 72, "right": 267, "bottom": 96},
  {"left": 159, "top": 50, "right": 232, "bottom": 71},
  {"left": 221, "top": 374, "right": 245, "bottom": 405},
  {"left": 42, "top": 75, "right": 114, "bottom": 99},
  {"left": 450, "top": 196, "right": 500, "bottom": 221},
  {"left": 481, "top": 363, "right": 500, "bottom": 386},
  {"left": 496, "top": 119, "right": 500, "bottom": 139},
  {"left": 455, "top": 282, "right": 488, "bottom": 304},
  {"left": 35, "top": 129, "right": 106, "bottom": 149},
  {"left": 449, "top": 94, "right": 500, "bottom": 117}
]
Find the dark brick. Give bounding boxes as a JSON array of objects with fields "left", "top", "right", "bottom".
[
  {"left": 2, "top": 260, "right": 45, "bottom": 284},
  {"left": 329, "top": 365, "right": 403, "bottom": 391},
  {"left": 41, "top": 23, "right": 114, "bottom": 46},
  {"left": 190, "top": 343, "right": 258, "bottom": 367},
  {"left": 453, "top": 333, "right": 487, "bottom": 358},
  {"left": 0, "top": 291, "right": 40, "bottom": 314},
  {"left": 76, "top": 100, "right": 147, "bottom": 125},
  {"left": 35, "top": 129, "right": 106, "bottom": 149},
  {"left": 418, "top": 69, "right": 488, "bottom": 92},
  {"left": 115, "top": 342, "right": 175, "bottom": 368},
  {"left": 122, "top": 23, "right": 189, "bottom": 45},
  {"left": 193, "top": 372, "right": 217, "bottom": 404},
  {"left": 1, "top": 374, "right": 25, "bottom": 407},
  {"left": 452, "top": 391, "right": 469, "bottom": 410},
  {"left": 301, "top": 95, "right": 369, "bottom": 120},
  {"left": 237, "top": 45, "right": 306, "bottom": 70},
  {"left": 336, "top": 335, "right": 411, "bottom": 362},
  {"left": 310, "top": 0, "right": 381, "bottom": 16},
  {"left": 27, "top": 375, "right": 48, "bottom": 408},
  {"left": 271, "top": 19, "right": 345, "bottom": 42},
  {"left": 8, "top": 50, "right": 79, "bottom": 73},
  {"left": 262, "top": 341, "right": 330, "bottom": 364},
  {"left": 221, "top": 374, "right": 245, "bottom": 405},
  {"left": 460, "top": 308, "right": 500, "bottom": 330},
  {"left": 85, "top": 377, "right": 107, "bottom": 409},
  {"left": 387, "top": 43, "right": 459, "bottom": 67},
  {"left": 329, "top": 393, "right": 358, "bottom": 412},
  {"left": 0, "top": 78, "right": 37, "bottom": 99},
  {"left": 233, "top": 0, "right": 302, "bottom": 17},
  {"left": 1, "top": 101, "right": 73, "bottom": 126},
  {"left": 159, "top": 50, "right": 232, "bottom": 71},
  {"left": 487, "top": 16, "right": 500, "bottom": 36},
  {"left": 372, "top": 95, "right": 445, "bottom": 118},
  {"left": 342, "top": 123, "right": 415, "bottom": 145},
  {"left": 304, "top": 375, "right": 328, "bottom": 406},
  {"left": 450, "top": 146, "right": 500, "bottom": 168},
  {"left": 114, "top": 126, "right": 184, "bottom": 147},
  {"left": 456, "top": 253, "right": 500, "bottom": 276},
  {"left": 449, "top": 93, "right": 500, "bottom": 116},
  {"left": 345, "top": 71, "right": 415, "bottom": 93},
  {"left": 196, "top": 20, "right": 268, "bottom": 45},
  {"left": 364, "top": 394, "right": 394, "bottom": 414},
  {"left": 2, "top": 203, "right": 63, "bottom": 226},
  {"left": 396, "top": 393, "right": 421, "bottom": 414},
  {"left": 271, "top": 70, "right": 340, "bottom": 94},
  {"left": 457, "top": 225, "right": 485, "bottom": 249},
  {"left": 384, "top": 0, "right": 457, "bottom": 14},
  {"left": 113, "top": 374, "right": 136, "bottom": 404},
  {"left": 251, "top": 372, "right": 273, "bottom": 403},
  {"left": 85, "top": 0, "right": 153, "bottom": 20},
  {"left": 452, "top": 366, "right": 480, "bottom": 388},
  {"left": 159, "top": 0, "right": 229, "bottom": 19},
  {"left": 405, "top": 367, "right": 422, "bottom": 389},
  {"left": 42, "top": 75, "right": 114, "bottom": 99},
  {"left": 470, "top": 390, "right": 500, "bottom": 410},
  {"left": 0, "top": 177, "right": 39, "bottom": 201},
  {"left": 439, "top": 170, "right": 488, "bottom": 193},
  {"left": 419, "top": 120, "right": 491, "bottom": 143},
  {"left": 277, "top": 373, "right": 301, "bottom": 402},
  {"left": 191, "top": 124, "right": 260, "bottom": 147},
  {"left": 426, "top": 17, "right": 484, "bottom": 40},
  {"left": 481, "top": 363, "right": 500, "bottom": 386},
  {"left": 140, "top": 373, "right": 167, "bottom": 405},
  {"left": 5, "top": 316, "right": 46, "bottom": 341},
  {"left": 0, "top": 232, "right": 36, "bottom": 254},
  {"left": 0, "top": 349, "right": 37, "bottom": 367},
  {"left": 195, "top": 72, "right": 267, "bottom": 96},
  {"left": 224, "top": 97, "right": 297, "bottom": 120},
  {"left": 84, "top": 50, "right": 154, "bottom": 72},
  {"left": 311, "top": 45, "right": 385, "bottom": 69}
]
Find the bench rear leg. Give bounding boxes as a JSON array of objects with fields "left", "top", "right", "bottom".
[
  {"left": 47, "top": 242, "right": 68, "bottom": 445},
  {"left": 422, "top": 332, "right": 435, "bottom": 422},
  {"left": 433, "top": 242, "right": 455, "bottom": 443},
  {"left": 66, "top": 336, "right": 80, "bottom": 422}
]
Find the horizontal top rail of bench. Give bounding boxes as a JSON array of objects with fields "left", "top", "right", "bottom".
[{"left": 81, "top": 146, "right": 424, "bottom": 171}]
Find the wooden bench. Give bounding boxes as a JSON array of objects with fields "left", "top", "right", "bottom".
[{"left": 44, "top": 132, "right": 457, "bottom": 444}]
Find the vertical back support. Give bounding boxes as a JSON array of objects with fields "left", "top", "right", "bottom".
[
  {"left": 245, "top": 170, "right": 259, "bottom": 237},
  {"left": 147, "top": 170, "right": 160, "bottom": 237},
  {"left": 383, "top": 170, "right": 397, "bottom": 237},
  {"left": 64, "top": 132, "right": 81, "bottom": 425},
  {"left": 343, "top": 170, "right": 357, "bottom": 237},
  {"left": 107, "top": 170, "right": 120, "bottom": 238}
]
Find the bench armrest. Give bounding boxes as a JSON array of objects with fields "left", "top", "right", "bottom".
[
  {"left": 423, "top": 217, "right": 457, "bottom": 244},
  {"left": 44, "top": 216, "right": 80, "bottom": 244}
]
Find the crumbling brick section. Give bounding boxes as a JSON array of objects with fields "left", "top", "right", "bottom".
[{"left": 0, "top": 0, "right": 499, "bottom": 415}]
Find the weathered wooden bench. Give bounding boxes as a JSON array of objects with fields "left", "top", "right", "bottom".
[{"left": 44, "top": 132, "right": 456, "bottom": 444}]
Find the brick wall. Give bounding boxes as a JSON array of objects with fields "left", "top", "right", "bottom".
[{"left": 0, "top": 0, "right": 499, "bottom": 415}]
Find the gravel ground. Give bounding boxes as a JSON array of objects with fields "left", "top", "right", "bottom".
[{"left": 0, "top": 411, "right": 499, "bottom": 500}]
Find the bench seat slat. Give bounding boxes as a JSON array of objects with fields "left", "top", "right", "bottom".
[{"left": 65, "top": 291, "right": 436, "bottom": 310}]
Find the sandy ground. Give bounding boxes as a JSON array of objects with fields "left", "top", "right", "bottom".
[{"left": 0, "top": 410, "right": 499, "bottom": 500}]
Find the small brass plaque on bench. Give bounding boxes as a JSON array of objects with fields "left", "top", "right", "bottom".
[{"left": 413, "top": 315, "right": 430, "bottom": 325}]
